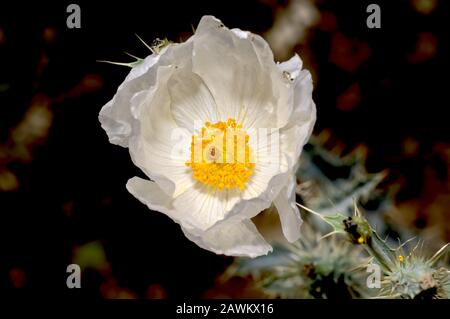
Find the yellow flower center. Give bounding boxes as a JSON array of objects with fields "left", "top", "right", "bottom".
[{"left": 185, "top": 118, "right": 255, "bottom": 190}]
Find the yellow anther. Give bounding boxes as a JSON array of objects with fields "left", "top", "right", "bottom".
[{"left": 186, "top": 118, "right": 254, "bottom": 190}]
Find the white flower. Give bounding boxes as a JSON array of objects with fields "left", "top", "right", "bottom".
[{"left": 99, "top": 16, "right": 316, "bottom": 257}]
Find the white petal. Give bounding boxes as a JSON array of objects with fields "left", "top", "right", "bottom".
[
  {"left": 168, "top": 70, "right": 219, "bottom": 133},
  {"left": 193, "top": 16, "right": 285, "bottom": 129},
  {"left": 270, "top": 66, "right": 315, "bottom": 243},
  {"left": 273, "top": 175, "right": 302, "bottom": 242},
  {"left": 127, "top": 176, "right": 272, "bottom": 258},
  {"left": 124, "top": 46, "right": 170, "bottom": 82},
  {"left": 182, "top": 219, "right": 272, "bottom": 258},
  {"left": 277, "top": 54, "right": 303, "bottom": 81},
  {"left": 128, "top": 66, "right": 194, "bottom": 197},
  {"left": 99, "top": 42, "right": 193, "bottom": 147},
  {"left": 126, "top": 176, "right": 184, "bottom": 222},
  {"left": 99, "top": 51, "right": 166, "bottom": 147},
  {"left": 171, "top": 163, "right": 291, "bottom": 234},
  {"left": 242, "top": 127, "right": 290, "bottom": 201},
  {"left": 172, "top": 183, "right": 241, "bottom": 231},
  {"left": 225, "top": 170, "right": 291, "bottom": 225},
  {"left": 289, "top": 70, "right": 316, "bottom": 130},
  {"left": 280, "top": 69, "right": 316, "bottom": 163},
  {"left": 243, "top": 154, "right": 286, "bottom": 201},
  {"left": 231, "top": 29, "right": 249, "bottom": 39}
]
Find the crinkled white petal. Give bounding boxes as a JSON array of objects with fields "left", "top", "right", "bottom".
[
  {"left": 172, "top": 183, "right": 240, "bottom": 231},
  {"left": 168, "top": 70, "right": 219, "bottom": 133},
  {"left": 99, "top": 42, "right": 193, "bottom": 147},
  {"left": 128, "top": 66, "right": 193, "bottom": 197},
  {"left": 279, "top": 69, "right": 316, "bottom": 163},
  {"left": 127, "top": 176, "right": 272, "bottom": 257},
  {"left": 181, "top": 219, "right": 272, "bottom": 257},
  {"left": 273, "top": 175, "right": 302, "bottom": 242},
  {"left": 192, "top": 16, "right": 290, "bottom": 130},
  {"left": 277, "top": 53, "right": 303, "bottom": 80},
  {"left": 99, "top": 48, "right": 168, "bottom": 147},
  {"left": 126, "top": 176, "right": 184, "bottom": 223}
]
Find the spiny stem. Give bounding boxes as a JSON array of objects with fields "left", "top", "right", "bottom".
[{"left": 364, "top": 232, "right": 396, "bottom": 273}]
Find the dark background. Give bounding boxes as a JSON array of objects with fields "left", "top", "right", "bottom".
[{"left": 0, "top": 0, "right": 449, "bottom": 298}]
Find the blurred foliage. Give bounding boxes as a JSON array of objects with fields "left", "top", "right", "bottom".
[
  {"left": 297, "top": 132, "right": 388, "bottom": 217},
  {"left": 225, "top": 226, "right": 371, "bottom": 299}
]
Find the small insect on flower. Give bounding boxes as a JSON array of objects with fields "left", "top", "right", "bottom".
[{"left": 99, "top": 16, "right": 316, "bottom": 257}]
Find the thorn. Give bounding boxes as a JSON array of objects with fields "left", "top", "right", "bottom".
[
  {"left": 326, "top": 197, "right": 339, "bottom": 211},
  {"left": 354, "top": 201, "right": 362, "bottom": 217},
  {"left": 96, "top": 60, "right": 134, "bottom": 67},
  {"left": 409, "top": 240, "right": 421, "bottom": 257},
  {"left": 135, "top": 34, "right": 155, "bottom": 53},
  {"left": 398, "top": 236, "right": 416, "bottom": 250},
  {"left": 320, "top": 231, "right": 340, "bottom": 240},
  {"left": 124, "top": 51, "right": 142, "bottom": 60},
  {"left": 296, "top": 203, "right": 322, "bottom": 217},
  {"left": 428, "top": 242, "right": 450, "bottom": 266}
]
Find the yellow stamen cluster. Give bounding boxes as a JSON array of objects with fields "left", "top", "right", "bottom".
[{"left": 186, "top": 118, "right": 255, "bottom": 190}]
